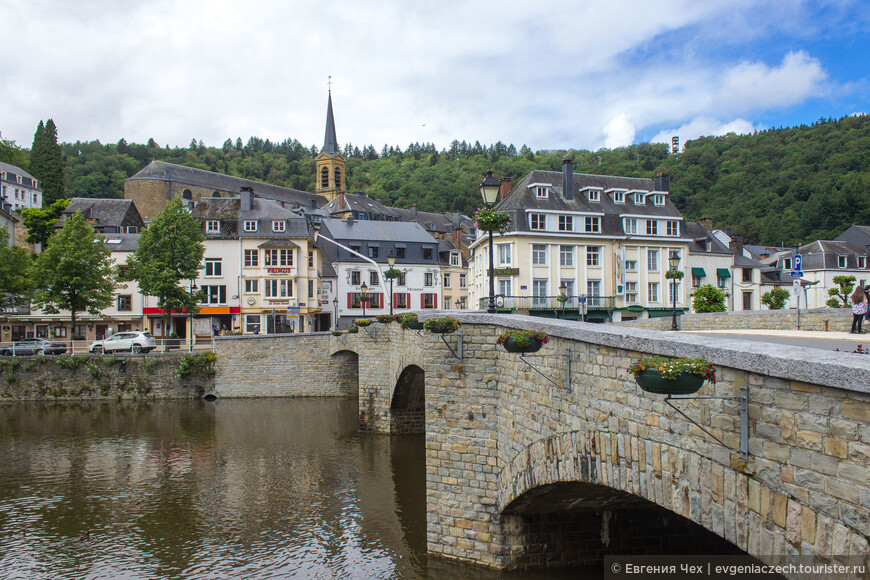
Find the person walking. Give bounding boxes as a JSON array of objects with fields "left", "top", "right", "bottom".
[{"left": 850, "top": 286, "right": 868, "bottom": 333}]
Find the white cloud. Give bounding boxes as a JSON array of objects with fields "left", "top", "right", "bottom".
[
  {"left": 715, "top": 51, "right": 827, "bottom": 112},
  {"left": 602, "top": 114, "right": 637, "bottom": 149}
]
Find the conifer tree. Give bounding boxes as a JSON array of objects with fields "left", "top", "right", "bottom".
[{"left": 29, "top": 119, "right": 65, "bottom": 205}]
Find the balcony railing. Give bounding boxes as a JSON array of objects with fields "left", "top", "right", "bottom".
[{"left": 477, "top": 295, "right": 615, "bottom": 311}]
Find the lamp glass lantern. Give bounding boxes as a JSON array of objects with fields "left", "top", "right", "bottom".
[{"left": 479, "top": 169, "right": 501, "bottom": 314}]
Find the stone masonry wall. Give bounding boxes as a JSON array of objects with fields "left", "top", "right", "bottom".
[
  {"left": 621, "top": 308, "right": 851, "bottom": 332},
  {"left": 214, "top": 333, "right": 358, "bottom": 397},
  {"left": 422, "top": 313, "right": 870, "bottom": 575},
  {"left": 0, "top": 353, "right": 213, "bottom": 401}
]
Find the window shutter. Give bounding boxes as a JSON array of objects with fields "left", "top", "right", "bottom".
[
  {"left": 347, "top": 293, "right": 352, "bottom": 308},
  {"left": 421, "top": 294, "right": 425, "bottom": 308},
  {"left": 433, "top": 294, "right": 438, "bottom": 309}
]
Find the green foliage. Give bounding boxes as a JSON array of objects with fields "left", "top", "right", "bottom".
[
  {"left": 20, "top": 198, "right": 70, "bottom": 249},
  {"left": 692, "top": 284, "right": 727, "bottom": 313},
  {"left": 665, "top": 270, "right": 685, "bottom": 280},
  {"left": 473, "top": 207, "right": 512, "bottom": 233},
  {"left": 375, "top": 314, "right": 393, "bottom": 323},
  {"left": 102, "top": 355, "right": 118, "bottom": 366},
  {"left": 423, "top": 316, "right": 461, "bottom": 333},
  {"left": 826, "top": 275, "right": 857, "bottom": 308},
  {"left": 761, "top": 287, "right": 790, "bottom": 310},
  {"left": 55, "top": 355, "right": 88, "bottom": 371},
  {"left": 86, "top": 362, "right": 102, "bottom": 379},
  {"left": 142, "top": 358, "right": 158, "bottom": 374},
  {"left": 0, "top": 226, "right": 34, "bottom": 308},
  {"left": 29, "top": 119, "right": 65, "bottom": 205},
  {"left": 0, "top": 135, "right": 30, "bottom": 169},
  {"left": 127, "top": 199, "right": 205, "bottom": 330},
  {"left": 30, "top": 212, "right": 115, "bottom": 330},
  {"left": 496, "top": 329, "right": 549, "bottom": 347},
  {"left": 175, "top": 352, "right": 217, "bottom": 378},
  {"left": 628, "top": 356, "right": 717, "bottom": 383}
]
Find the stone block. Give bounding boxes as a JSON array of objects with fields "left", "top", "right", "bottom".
[{"left": 842, "top": 401, "right": 870, "bottom": 422}]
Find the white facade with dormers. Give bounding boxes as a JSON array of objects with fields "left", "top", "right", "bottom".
[
  {"left": 0, "top": 162, "right": 42, "bottom": 212},
  {"left": 468, "top": 163, "right": 691, "bottom": 322}
]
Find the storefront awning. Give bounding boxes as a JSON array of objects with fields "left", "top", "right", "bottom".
[
  {"left": 716, "top": 268, "right": 731, "bottom": 278},
  {"left": 691, "top": 267, "right": 706, "bottom": 277}
]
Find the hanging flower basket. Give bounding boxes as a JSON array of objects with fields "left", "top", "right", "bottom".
[
  {"left": 473, "top": 207, "right": 512, "bottom": 234},
  {"left": 384, "top": 268, "right": 402, "bottom": 279},
  {"left": 423, "top": 316, "right": 461, "bottom": 334},
  {"left": 347, "top": 326, "right": 359, "bottom": 334},
  {"left": 628, "top": 357, "right": 716, "bottom": 395},
  {"left": 375, "top": 315, "right": 393, "bottom": 323},
  {"left": 399, "top": 313, "right": 424, "bottom": 330},
  {"left": 355, "top": 319, "right": 372, "bottom": 327},
  {"left": 331, "top": 330, "right": 343, "bottom": 336},
  {"left": 497, "top": 329, "right": 549, "bottom": 353}
]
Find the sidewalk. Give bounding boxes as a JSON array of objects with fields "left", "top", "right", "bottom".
[{"left": 683, "top": 328, "right": 859, "bottom": 341}]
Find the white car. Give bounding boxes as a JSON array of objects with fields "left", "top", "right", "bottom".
[{"left": 89, "top": 331, "right": 157, "bottom": 354}]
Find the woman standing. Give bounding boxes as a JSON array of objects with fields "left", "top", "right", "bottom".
[{"left": 850, "top": 286, "right": 868, "bottom": 333}]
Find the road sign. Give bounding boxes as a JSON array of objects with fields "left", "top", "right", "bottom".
[
  {"left": 794, "top": 254, "right": 802, "bottom": 272},
  {"left": 793, "top": 279, "right": 801, "bottom": 292},
  {"left": 789, "top": 271, "right": 803, "bottom": 277},
  {"left": 577, "top": 297, "right": 587, "bottom": 303}
]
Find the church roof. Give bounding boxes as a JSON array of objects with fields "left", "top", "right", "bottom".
[{"left": 322, "top": 91, "right": 339, "bottom": 155}]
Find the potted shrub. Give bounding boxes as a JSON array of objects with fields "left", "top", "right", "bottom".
[
  {"left": 423, "top": 316, "right": 461, "bottom": 334},
  {"left": 355, "top": 319, "right": 372, "bottom": 327},
  {"left": 376, "top": 314, "right": 393, "bottom": 324},
  {"left": 400, "top": 313, "right": 424, "bottom": 330},
  {"left": 628, "top": 356, "right": 716, "bottom": 395},
  {"left": 496, "top": 329, "right": 549, "bottom": 353}
]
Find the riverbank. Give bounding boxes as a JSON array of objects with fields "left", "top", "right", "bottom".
[{"left": 0, "top": 352, "right": 216, "bottom": 401}]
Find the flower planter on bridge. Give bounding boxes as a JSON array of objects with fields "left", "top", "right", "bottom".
[
  {"left": 423, "top": 317, "right": 461, "bottom": 334},
  {"left": 634, "top": 370, "right": 704, "bottom": 395},
  {"left": 496, "top": 330, "right": 550, "bottom": 354}
]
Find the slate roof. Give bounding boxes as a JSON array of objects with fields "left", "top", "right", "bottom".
[
  {"left": 102, "top": 233, "right": 140, "bottom": 253},
  {"left": 191, "top": 197, "right": 311, "bottom": 240},
  {"left": 835, "top": 225, "right": 870, "bottom": 250},
  {"left": 57, "top": 198, "right": 144, "bottom": 230},
  {"left": 322, "top": 91, "right": 339, "bottom": 155},
  {"left": 128, "top": 161, "right": 327, "bottom": 209},
  {"left": 0, "top": 162, "right": 39, "bottom": 189},
  {"left": 797, "top": 240, "right": 866, "bottom": 270},
  {"left": 496, "top": 170, "right": 686, "bottom": 237},
  {"left": 683, "top": 222, "right": 734, "bottom": 255},
  {"left": 319, "top": 217, "right": 437, "bottom": 244},
  {"left": 322, "top": 192, "right": 402, "bottom": 219}
]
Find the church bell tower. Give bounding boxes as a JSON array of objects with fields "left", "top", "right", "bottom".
[{"left": 315, "top": 88, "right": 347, "bottom": 202}]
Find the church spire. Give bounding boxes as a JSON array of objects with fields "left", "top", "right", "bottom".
[{"left": 322, "top": 86, "right": 339, "bottom": 155}]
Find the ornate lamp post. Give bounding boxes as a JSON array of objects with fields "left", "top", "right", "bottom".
[
  {"left": 189, "top": 280, "right": 198, "bottom": 349},
  {"left": 360, "top": 281, "right": 369, "bottom": 318},
  {"left": 668, "top": 250, "right": 681, "bottom": 331},
  {"left": 479, "top": 170, "right": 501, "bottom": 314},
  {"left": 332, "top": 296, "right": 339, "bottom": 331},
  {"left": 558, "top": 281, "right": 567, "bottom": 319},
  {"left": 386, "top": 250, "right": 397, "bottom": 316}
]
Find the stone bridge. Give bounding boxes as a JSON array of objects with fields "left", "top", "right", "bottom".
[{"left": 214, "top": 314, "right": 870, "bottom": 574}]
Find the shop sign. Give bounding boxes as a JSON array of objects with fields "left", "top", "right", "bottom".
[
  {"left": 267, "top": 268, "right": 294, "bottom": 274},
  {"left": 625, "top": 305, "right": 644, "bottom": 313},
  {"left": 494, "top": 268, "right": 519, "bottom": 276}
]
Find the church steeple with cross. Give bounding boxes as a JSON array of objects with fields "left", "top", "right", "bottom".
[{"left": 315, "top": 78, "right": 346, "bottom": 202}]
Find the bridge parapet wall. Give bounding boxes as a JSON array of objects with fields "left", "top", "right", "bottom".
[
  {"left": 423, "top": 313, "right": 870, "bottom": 572},
  {"left": 621, "top": 308, "right": 850, "bottom": 332}
]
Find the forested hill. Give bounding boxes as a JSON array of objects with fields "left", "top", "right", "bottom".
[{"left": 3, "top": 113, "right": 868, "bottom": 246}]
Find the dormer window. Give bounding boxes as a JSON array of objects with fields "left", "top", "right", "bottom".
[
  {"left": 206, "top": 221, "right": 220, "bottom": 233},
  {"left": 530, "top": 213, "right": 546, "bottom": 230},
  {"left": 16, "top": 175, "right": 22, "bottom": 184},
  {"left": 653, "top": 194, "right": 666, "bottom": 206},
  {"left": 666, "top": 221, "right": 679, "bottom": 236},
  {"left": 860, "top": 256, "right": 867, "bottom": 269},
  {"left": 535, "top": 186, "right": 549, "bottom": 199},
  {"left": 634, "top": 193, "right": 644, "bottom": 205},
  {"left": 838, "top": 255, "right": 847, "bottom": 268},
  {"left": 0, "top": 171, "right": 6, "bottom": 181},
  {"left": 33, "top": 180, "right": 39, "bottom": 189},
  {"left": 585, "top": 216, "right": 601, "bottom": 233},
  {"left": 646, "top": 220, "right": 658, "bottom": 235},
  {"left": 588, "top": 189, "right": 600, "bottom": 202},
  {"left": 612, "top": 191, "right": 625, "bottom": 204},
  {"left": 783, "top": 257, "right": 792, "bottom": 270},
  {"left": 272, "top": 221, "right": 286, "bottom": 232},
  {"left": 244, "top": 220, "right": 257, "bottom": 232}
]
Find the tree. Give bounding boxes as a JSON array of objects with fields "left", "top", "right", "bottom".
[
  {"left": 0, "top": 226, "right": 34, "bottom": 308},
  {"left": 826, "top": 275, "right": 856, "bottom": 308},
  {"left": 30, "top": 212, "right": 115, "bottom": 332},
  {"left": 20, "top": 198, "right": 70, "bottom": 249},
  {"left": 29, "top": 119, "right": 65, "bottom": 205},
  {"left": 0, "top": 134, "right": 30, "bottom": 169},
  {"left": 761, "top": 287, "right": 790, "bottom": 310},
  {"left": 127, "top": 199, "right": 205, "bottom": 334},
  {"left": 692, "top": 284, "right": 727, "bottom": 313}
]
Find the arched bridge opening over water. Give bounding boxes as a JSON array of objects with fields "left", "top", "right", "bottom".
[{"left": 214, "top": 314, "right": 870, "bottom": 575}]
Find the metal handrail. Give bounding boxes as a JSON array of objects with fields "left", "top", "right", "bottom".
[{"left": 477, "top": 295, "right": 614, "bottom": 310}]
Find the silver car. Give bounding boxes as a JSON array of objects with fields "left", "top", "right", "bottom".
[{"left": 89, "top": 331, "right": 157, "bottom": 354}]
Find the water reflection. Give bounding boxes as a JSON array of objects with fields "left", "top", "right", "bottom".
[{"left": 0, "top": 400, "right": 593, "bottom": 579}]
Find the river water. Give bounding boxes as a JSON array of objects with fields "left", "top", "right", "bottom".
[{"left": 0, "top": 399, "right": 591, "bottom": 580}]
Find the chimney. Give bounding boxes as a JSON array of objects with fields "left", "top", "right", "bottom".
[
  {"left": 240, "top": 187, "right": 253, "bottom": 212},
  {"left": 653, "top": 173, "right": 670, "bottom": 192},
  {"left": 346, "top": 216, "right": 354, "bottom": 226},
  {"left": 562, "top": 157, "right": 574, "bottom": 200},
  {"left": 309, "top": 199, "right": 317, "bottom": 210},
  {"left": 499, "top": 178, "right": 512, "bottom": 201},
  {"left": 411, "top": 204, "right": 418, "bottom": 220},
  {"left": 729, "top": 234, "right": 744, "bottom": 254},
  {"left": 699, "top": 217, "right": 713, "bottom": 232},
  {"left": 452, "top": 212, "right": 462, "bottom": 250},
  {"left": 337, "top": 191, "right": 345, "bottom": 212}
]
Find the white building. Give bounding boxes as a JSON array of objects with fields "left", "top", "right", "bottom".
[{"left": 0, "top": 162, "right": 42, "bottom": 211}]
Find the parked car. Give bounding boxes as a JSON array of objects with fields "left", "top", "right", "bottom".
[
  {"left": 0, "top": 338, "right": 68, "bottom": 356},
  {"left": 89, "top": 331, "right": 157, "bottom": 354}
]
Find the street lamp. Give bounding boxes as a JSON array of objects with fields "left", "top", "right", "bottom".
[
  {"left": 479, "top": 169, "right": 500, "bottom": 314},
  {"left": 668, "top": 250, "right": 680, "bottom": 331},
  {"left": 332, "top": 296, "right": 339, "bottom": 331},
  {"left": 360, "top": 281, "right": 369, "bottom": 318},
  {"left": 558, "top": 282, "right": 567, "bottom": 319},
  {"left": 189, "top": 280, "right": 198, "bottom": 349},
  {"left": 386, "top": 250, "right": 397, "bottom": 316}
]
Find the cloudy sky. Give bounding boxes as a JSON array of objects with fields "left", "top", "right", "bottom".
[{"left": 1, "top": 0, "right": 867, "bottom": 153}]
